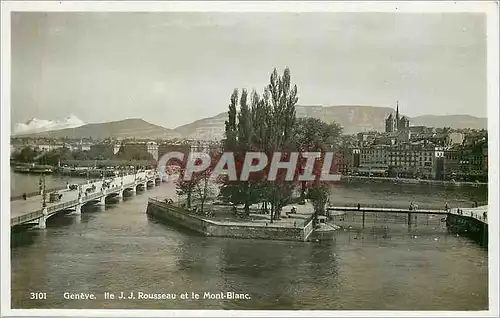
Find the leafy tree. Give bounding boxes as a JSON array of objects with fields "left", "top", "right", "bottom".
[
  {"left": 232, "top": 68, "right": 299, "bottom": 221},
  {"left": 13, "top": 147, "right": 38, "bottom": 163},
  {"left": 38, "top": 147, "right": 72, "bottom": 166},
  {"left": 219, "top": 67, "right": 343, "bottom": 223},
  {"left": 306, "top": 182, "right": 330, "bottom": 223},
  {"left": 175, "top": 155, "right": 211, "bottom": 210},
  {"left": 115, "top": 144, "right": 153, "bottom": 161},
  {"left": 72, "top": 150, "right": 91, "bottom": 161},
  {"left": 294, "top": 118, "right": 342, "bottom": 201},
  {"left": 193, "top": 165, "right": 215, "bottom": 214},
  {"left": 176, "top": 178, "right": 197, "bottom": 209},
  {"left": 224, "top": 89, "right": 239, "bottom": 149},
  {"left": 264, "top": 67, "right": 299, "bottom": 221}
]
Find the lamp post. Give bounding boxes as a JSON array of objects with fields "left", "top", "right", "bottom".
[
  {"left": 42, "top": 173, "right": 47, "bottom": 208},
  {"left": 38, "top": 152, "right": 47, "bottom": 208}
]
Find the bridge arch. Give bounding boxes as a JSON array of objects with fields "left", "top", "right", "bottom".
[
  {"left": 82, "top": 199, "right": 101, "bottom": 206},
  {"left": 105, "top": 192, "right": 121, "bottom": 200}
]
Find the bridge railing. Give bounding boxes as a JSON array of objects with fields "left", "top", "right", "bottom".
[
  {"left": 86, "top": 192, "right": 102, "bottom": 201},
  {"left": 11, "top": 171, "right": 154, "bottom": 202},
  {"left": 47, "top": 199, "right": 79, "bottom": 213},
  {"left": 11, "top": 209, "right": 44, "bottom": 226},
  {"left": 10, "top": 185, "right": 70, "bottom": 202},
  {"left": 103, "top": 185, "right": 129, "bottom": 194}
]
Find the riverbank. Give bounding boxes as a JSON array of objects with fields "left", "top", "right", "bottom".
[{"left": 146, "top": 198, "right": 315, "bottom": 242}]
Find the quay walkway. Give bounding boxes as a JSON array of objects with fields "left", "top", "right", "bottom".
[
  {"left": 11, "top": 170, "right": 160, "bottom": 229},
  {"left": 327, "top": 205, "right": 488, "bottom": 225}
]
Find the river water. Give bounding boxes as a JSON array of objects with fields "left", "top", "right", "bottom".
[{"left": 10, "top": 172, "right": 488, "bottom": 310}]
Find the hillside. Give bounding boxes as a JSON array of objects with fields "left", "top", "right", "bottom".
[
  {"left": 173, "top": 105, "right": 487, "bottom": 139},
  {"left": 16, "top": 106, "right": 487, "bottom": 140},
  {"left": 410, "top": 115, "right": 487, "bottom": 130},
  {"left": 18, "top": 118, "right": 182, "bottom": 139},
  {"left": 173, "top": 112, "right": 229, "bottom": 140},
  {"left": 173, "top": 105, "right": 399, "bottom": 139},
  {"left": 296, "top": 105, "right": 395, "bottom": 133}
]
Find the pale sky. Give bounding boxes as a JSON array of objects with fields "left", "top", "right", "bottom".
[{"left": 11, "top": 12, "right": 486, "bottom": 129}]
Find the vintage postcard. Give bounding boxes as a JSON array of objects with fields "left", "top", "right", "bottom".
[{"left": 1, "top": 1, "right": 498, "bottom": 317}]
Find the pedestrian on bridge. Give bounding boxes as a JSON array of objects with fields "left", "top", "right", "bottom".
[
  {"left": 357, "top": 203, "right": 360, "bottom": 210},
  {"left": 445, "top": 202, "right": 449, "bottom": 211}
]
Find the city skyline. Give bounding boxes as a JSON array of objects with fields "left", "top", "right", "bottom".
[{"left": 11, "top": 12, "right": 487, "bottom": 129}]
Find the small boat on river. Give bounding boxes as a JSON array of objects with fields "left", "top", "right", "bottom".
[
  {"left": 13, "top": 166, "right": 31, "bottom": 173},
  {"left": 30, "top": 165, "right": 54, "bottom": 174}
]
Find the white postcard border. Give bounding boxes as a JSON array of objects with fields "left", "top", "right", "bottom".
[{"left": 1, "top": 1, "right": 498, "bottom": 317}]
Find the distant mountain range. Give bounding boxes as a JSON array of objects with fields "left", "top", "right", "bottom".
[
  {"left": 409, "top": 115, "right": 487, "bottom": 130},
  {"left": 13, "top": 114, "right": 84, "bottom": 135},
  {"left": 13, "top": 105, "right": 487, "bottom": 140},
  {"left": 14, "top": 118, "right": 182, "bottom": 139},
  {"left": 173, "top": 105, "right": 487, "bottom": 139}
]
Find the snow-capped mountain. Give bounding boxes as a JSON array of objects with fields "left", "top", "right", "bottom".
[{"left": 13, "top": 114, "right": 85, "bottom": 135}]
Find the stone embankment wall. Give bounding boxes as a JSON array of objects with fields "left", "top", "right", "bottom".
[
  {"left": 146, "top": 199, "right": 312, "bottom": 242},
  {"left": 446, "top": 213, "right": 488, "bottom": 247}
]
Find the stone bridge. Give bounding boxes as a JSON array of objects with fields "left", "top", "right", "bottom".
[{"left": 10, "top": 170, "right": 161, "bottom": 229}]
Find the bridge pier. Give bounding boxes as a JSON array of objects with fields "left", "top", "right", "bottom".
[
  {"left": 408, "top": 211, "right": 412, "bottom": 226},
  {"left": 482, "top": 222, "right": 488, "bottom": 247},
  {"left": 75, "top": 204, "right": 82, "bottom": 215},
  {"left": 116, "top": 189, "right": 124, "bottom": 202},
  {"left": 98, "top": 195, "right": 106, "bottom": 206},
  {"left": 37, "top": 207, "right": 48, "bottom": 229}
]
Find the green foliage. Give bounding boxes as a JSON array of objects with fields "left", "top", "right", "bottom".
[
  {"left": 306, "top": 183, "right": 330, "bottom": 218},
  {"left": 176, "top": 179, "right": 197, "bottom": 209},
  {"left": 224, "top": 89, "right": 239, "bottom": 149},
  {"left": 72, "top": 150, "right": 92, "bottom": 161},
  {"left": 38, "top": 147, "right": 72, "bottom": 166},
  {"left": 219, "top": 67, "right": 342, "bottom": 222},
  {"left": 12, "top": 147, "right": 39, "bottom": 163},
  {"left": 220, "top": 67, "right": 301, "bottom": 220},
  {"left": 294, "top": 117, "right": 342, "bottom": 151},
  {"left": 115, "top": 144, "right": 153, "bottom": 161}
]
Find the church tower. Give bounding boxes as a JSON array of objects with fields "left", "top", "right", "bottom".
[{"left": 395, "top": 101, "right": 400, "bottom": 130}]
